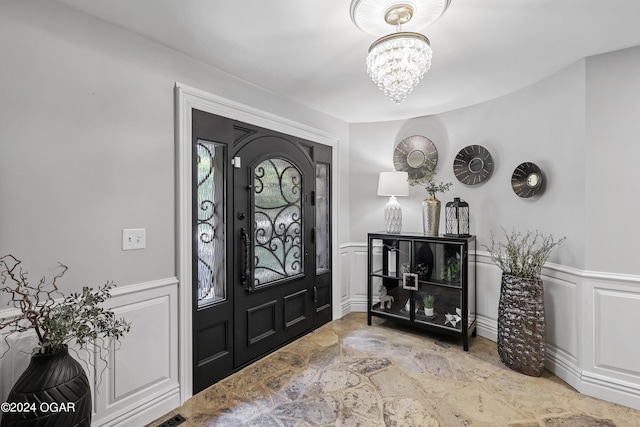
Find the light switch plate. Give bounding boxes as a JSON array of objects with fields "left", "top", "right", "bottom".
[{"left": 122, "top": 228, "right": 146, "bottom": 250}]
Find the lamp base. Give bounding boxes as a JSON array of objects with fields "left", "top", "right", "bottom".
[{"left": 384, "top": 196, "right": 402, "bottom": 233}]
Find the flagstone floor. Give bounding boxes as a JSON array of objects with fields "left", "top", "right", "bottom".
[{"left": 148, "top": 313, "right": 640, "bottom": 426}]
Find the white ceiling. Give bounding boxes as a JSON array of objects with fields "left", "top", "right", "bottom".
[{"left": 56, "top": 0, "right": 640, "bottom": 123}]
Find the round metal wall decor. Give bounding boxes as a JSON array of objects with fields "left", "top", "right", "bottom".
[
  {"left": 453, "top": 145, "right": 493, "bottom": 185},
  {"left": 511, "top": 162, "right": 543, "bottom": 198},
  {"left": 393, "top": 135, "right": 438, "bottom": 179}
]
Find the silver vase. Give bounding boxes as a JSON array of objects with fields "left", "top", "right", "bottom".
[{"left": 422, "top": 193, "right": 441, "bottom": 236}]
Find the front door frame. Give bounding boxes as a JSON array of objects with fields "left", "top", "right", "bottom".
[{"left": 175, "top": 82, "right": 340, "bottom": 403}]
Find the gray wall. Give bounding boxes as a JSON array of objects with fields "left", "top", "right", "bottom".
[
  {"left": 349, "top": 43, "right": 640, "bottom": 276},
  {"left": 350, "top": 60, "right": 586, "bottom": 269},
  {"left": 0, "top": 0, "right": 350, "bottom": 302},
  {"left": 586, "top": 46, "right": 640, "bottom": 275}
]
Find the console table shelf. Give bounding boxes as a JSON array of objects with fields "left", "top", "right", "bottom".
[{"left": 367, "top": 231, "right": 477, "bottom": 350}]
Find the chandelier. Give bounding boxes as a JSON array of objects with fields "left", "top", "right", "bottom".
[{"left": 351, "top": 1, "right": 451, "bottom": 104}]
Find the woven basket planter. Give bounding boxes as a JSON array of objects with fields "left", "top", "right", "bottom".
[{"left": 497, "top": 273, "right": 546, "bottom": 376}]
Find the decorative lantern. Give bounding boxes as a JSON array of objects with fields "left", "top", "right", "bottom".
[{"left": 445, "top": 198, "right": 470, "bottom": 237}]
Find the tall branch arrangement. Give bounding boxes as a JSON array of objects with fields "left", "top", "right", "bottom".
[
  {"left": 1, "top": 254, "right": 130, "bottom": 356},
  {"left": 408, "top": 159, "right": 453, "bottom": 196},
  {"left": 484, "top": 228, "right": 566, "bottom": 279}
]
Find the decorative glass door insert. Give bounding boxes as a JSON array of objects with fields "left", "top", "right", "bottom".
[
  {"left": 196, "top": 140, "right": 226, "bottom": 308},
  {"left": 253, "top": 157, "right": 304, "bottom": 288}
]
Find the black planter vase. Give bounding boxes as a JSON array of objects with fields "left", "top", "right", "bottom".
[
  {"left": 497, "top": 273, "right": 546, "bottom": 377},
  {"left": 1, "top": 346, "right": 91, "bottom": 427}
]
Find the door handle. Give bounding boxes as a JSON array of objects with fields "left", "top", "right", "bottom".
[{"left": 240, "top": 227, "right": 253, "bottom": 292}]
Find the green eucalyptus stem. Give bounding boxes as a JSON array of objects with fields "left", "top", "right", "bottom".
[{"left": 408, "top": 160, "right": 453, "bottom": 196}]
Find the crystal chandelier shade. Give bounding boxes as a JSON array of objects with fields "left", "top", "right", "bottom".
[
  {"left": 351, "top": 1, "right": 449, "bottom": 104},
  {"left": 366, "top": 32, "right": 432, "bottom": 104}
]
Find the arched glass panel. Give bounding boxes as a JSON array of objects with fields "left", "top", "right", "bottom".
[{"left": 253, "top": 158, "right": 303, "bottom": 287}]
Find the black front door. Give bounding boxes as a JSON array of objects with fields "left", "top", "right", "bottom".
[
  {"left": 192, "top": 110, "right": 332, "bottom": 393},
  {"left": 232, "top": 124, "right": 316, "bottom": 367}
]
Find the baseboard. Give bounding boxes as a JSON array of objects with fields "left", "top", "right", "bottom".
[
  {"left": 581, "top": 371, "right": 640, "bottom": 411},
  {"left": 95, "top": 386, "right": 181, "bottom": 427},
  {"left": 340, "top": 298, "right": 351, "bottom": 317},
  {"left": 546, "top": 344, "right": 581, "bottom": 391},
  {"left": 341, "top": 296, "right": 368, "bottom": 317},
  {"left": 474, "top": 314, "right": 497, "bottom": 342}
]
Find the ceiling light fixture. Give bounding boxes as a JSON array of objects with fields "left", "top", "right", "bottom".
[{"left": 350, "top": 0, "right": 451, "bottom": 104}]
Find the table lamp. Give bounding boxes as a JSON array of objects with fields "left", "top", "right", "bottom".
[{"left": 377, "top": 171, "right": 409, "bottom": 233}]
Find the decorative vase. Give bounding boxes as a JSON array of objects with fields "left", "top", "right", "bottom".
[
  {"left": 497, "top": 273, "right": 546, "bottom": 376},
  {"left": 1, "top": 346, "right": 92, "bottom": 427},
  {"left": 422, "top": 193, "right": 441, "bottom": 236}
]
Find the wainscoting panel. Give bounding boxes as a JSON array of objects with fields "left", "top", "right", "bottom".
[
  {"left": 338, "top": 242, "right": 640, "bottom": 411},
  {"left": 580, "top": 274, "right": 640, "bottom": 410},
  {"left": 94, "top": 277, "right": 179, "bottom": 427},
  {"left": 339, "top": 248, "right": 350, "bottom": 313},
  {"left": 594, "top": 288, "right": 640, "bottom": 373},
  {"left": 350, "top": 244, "right": 369, "bottom": 313},
  {"left": 475, "top": 256, "right": 500, "bottom": 341},
  {"left": 109, "top": 296, "right": 172, "bottom": 401},
  {"left": 539, "top": 267, "right": 581, "bottom": 390},
  {"left": 544, "top": 273, "right": 579, "bottom": 359}
]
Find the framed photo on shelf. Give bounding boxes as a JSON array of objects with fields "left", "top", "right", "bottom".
[{"left": 402, "top": 272, "right": 418, "bottom": 290}]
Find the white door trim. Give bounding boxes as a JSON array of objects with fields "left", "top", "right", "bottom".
[{"left": 174, "top": 82, "right": 340, "bottom": 403}]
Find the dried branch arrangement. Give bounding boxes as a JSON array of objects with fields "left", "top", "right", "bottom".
[
  {"left": 0, "top": 254, "right": 130, "bottom": 356},
  {"left": 485, "top": 228, "right": 566, "bottom": 279}
]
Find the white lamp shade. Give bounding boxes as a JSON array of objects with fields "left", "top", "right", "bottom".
[{"left": 377, "top": 171, "right": 409, "bottom": 196}]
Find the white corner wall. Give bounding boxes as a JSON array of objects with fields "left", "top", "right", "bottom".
[
  {"left": 343, "top": 49, "right": 640, "bottom": 410},
  {"left": 580, "top": 45, "right": 640, "bottom": 410},
  {"left": 585, "top": 47, "right": 640, "bottom": 275}
]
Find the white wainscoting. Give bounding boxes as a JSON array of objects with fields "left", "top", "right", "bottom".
[
  {"left": 0, "top": 277, "right": 179, "bottom": 427},
  {"left": 581, "top": 272, "right": 640, "bottom": 410},
  {"left": 339, "top": 243, "right": 368, "bottom": 315},
  {"left": 339, "top": 242, "right": 640, "bottom": 411},
  {"left": 93, "top": 277, "right": 180, "bottom": 427}
]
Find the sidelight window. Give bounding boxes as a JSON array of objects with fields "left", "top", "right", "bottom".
[
  {"left": 315, "top": 163, "right": 330, "bottom": 273},
  {"left": 196, "top": 140, "right": 226, "bottom": 308}
]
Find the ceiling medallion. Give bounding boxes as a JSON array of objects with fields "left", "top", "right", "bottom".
[
  {"left": 350, "top": 1, "right": 452, "bottom": 104},
  {"left": 350, "top": 0, "right": 452, "bottom": 35}
]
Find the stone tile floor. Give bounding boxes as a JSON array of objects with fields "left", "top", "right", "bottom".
[{"left": 149, "top": 313, "right": 640, "bottom": 426}]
